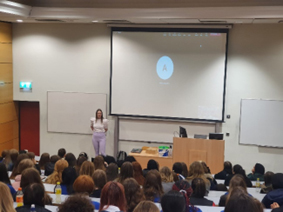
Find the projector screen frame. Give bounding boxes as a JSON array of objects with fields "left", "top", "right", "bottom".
[{"left": 110, "top": 27, "right": 229, "bottom": 123}]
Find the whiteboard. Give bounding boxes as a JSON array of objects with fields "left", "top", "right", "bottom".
[
  {"left": 47, "top": 91, "right": 107, "bottom": 134},
  {"left": 239, "top": 99, "right": 283, "bottom": 147}
]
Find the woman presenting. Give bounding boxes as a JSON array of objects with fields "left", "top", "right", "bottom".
[{"left": 90, "top": 109, "right": 108, "bottom": 156}]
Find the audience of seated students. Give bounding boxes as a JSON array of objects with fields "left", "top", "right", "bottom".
[
  {"left": 103, "top": 155, "right": 116, "bottom": 165},
  {"left": 58, "top": 194, "right": 94, "bottom": 212},
  {"left": 61, "top": 166, "right": 77, "bottom": 194},
  {"left": 20, "top": 168, "right": 52, "bottom": 205},
  {"left": 132, "top": 161, "right": 145, "bottom": 186},
  {"left": 58, "top": 148, "right": 66, "bottom": 159},
  {"left": 27, "top": 152, "right": 41, "bottom": 174},
  {"left": 133, "top": 201, "right": 160, "bottom": 212},
  {"left": 214, "top": 161, "right": 233, "bottom": 180},
  {"left": 38, "top": 153, "right": 50, "bottom": 170},
  {"left": 162, "top": 190, "right": 201, "bottom": 212},
  {"left": 200, "top": 161, "right": 217, "bottom": 190},
  {"left": 224, "top": 164, "right": 252, "bottom": 187},
  {"left": 247, "top": 163, "right": 265, "bottom": 181},
  {"left": 261, "top": 171, "right": 274, "bottom": 194},
  {"left": 172, "top": 162, "right": 185, "bottom": 180},
  {"left": 65, "top": 153, "right": 77, "bottom": 168},
  {"left": 144, "top": 170, "right": 164, "bottom": 203},
  {"left": 181, "top": 162, "right": 189, "bottom": 178},
  {"left": 186, "top": 161, "right": 211, "bottom": 194},
  {"left": 123, "top": 178, "right": 145, "bottom": 212},
  {"left": 117, "top": 161, "right": 134, "bottom": 184},
  {"left": 75, "top": 155, "right": 88, "bottom": 175},
  {"left": 79, "top": 161, "right": 95, "bottom": 177},
  {"left": 6, "top": 149, "right": 19, "bottom": 171},
  {"left": 12, "top": 159, "right": 34, "bottom": 190},
  {"left": 190, "top": 178, "right": 215, "bottom": 206},
  {"left": 90, "top": 169, "right": 107, "bottom": 198},
  {"left": 106, "top": 163, "right": 119, "bottom": 182},
  {"left": 142, "top": 159, "right": 159, "bottom": 177},
  {"left": 0, "top": 182, "right": 16, "bottom": 212},
  {"left": 0, "top": 163, "right": 16, "bottom": 196},
  {"left": 224, "top": 187, "right": 263, "bottom": 212},
  {"left": 100, "top": 181, "right": 127, "bottom": 212},
  {"left": 45, "top": 160, "right": 68, "bottom": 184},
  {"left": 16, "top": 183, "right": 51, "bottom": 212},
  {"left": 219, "top": 174, "right": 250, "bottom": 206},
  {"left": 44, "top": 155, "right": 60, "bottom": 176},
  {"left": 10, "top": 153, "right": 29, "bottom": 179},
  {"left": 93, "top": 155, "right": 106, "bottom": 171},
  {"left": 262, "top": 173, "right": 283, "bottom": 208},
  {"left": 160, "top": 166, "right": 175, "bottom": 193}
]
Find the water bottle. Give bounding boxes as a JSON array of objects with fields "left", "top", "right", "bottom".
[
  {"left": 256, "top": 178, "right": 260, "bottom": 192},
  {"left": 30, "top": 204, "right": 36, "bottom": 212},
  {"left": 168, "top": 145, "right": 173, "bottom": 157},
  {"left": 16, "top": 187, "right": 24, "bottom": 207},
  {"left": 55, "top": 182, "right": 62, "bottom": 203}
]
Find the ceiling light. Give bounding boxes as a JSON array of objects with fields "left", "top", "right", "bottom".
[
  {"left": 17, "top": 19, "right": 23, "bottom": 22},
  {"left": 92, "top": 20, "right": 98, "bottom": 23}
]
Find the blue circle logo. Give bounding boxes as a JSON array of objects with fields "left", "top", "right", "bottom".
[{"left": 156, "top": 56, "right": 174, "bottom": 80}]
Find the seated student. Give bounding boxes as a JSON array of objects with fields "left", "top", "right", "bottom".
[
  {"left": 123, "top": 178, "right": 145, "bottom": 212},
  {"left": 10, "top": 154, "right": 29, "bottom": 179},
  {"left": 0, "top": 150, "right": 8, "bottom": 163},
  {"left": 58, "top": 194, "right": 94, "bottom": 212},
  {"left": 79, "top": 161, "right": 95, "bottom": 177},
  {"left": 190, "top": 178, "right": 215, "bottom": 206},
  {"left": 161, "top": 190, "right": 202, "bottom": 212},
  {"left": 57, "top": 148, "right": 66, "bottom": 159},
  {"left": 61, "top": 166, "right": 77, "bottom": 195},
  {"left": 75, "top": 155, "right": 87, "bottom": 176},
  {"left": 38, "top": 153, "right": 50, "bottom": 171},
  {"left": 247, "top": 163, "right": 265, "bottom": 181},
  {"left": 45, "top": 160, "right": 68, "bottom": 184},
  {"left": 12, "top": 159, "right": 34, "bottom": 190},
  {"left": 26, "top": 152, "right": 41, "bottom": 174},
  {"left": 181, "top": 162, "right": 189, "bottom": 178},
  {"left": 219, "top": 174, "right": 251, "bottom": 207},
  {"left": 160, "top": 166, "right": 175, "bottom": 193},
  {"left": 117, "top": 162, "right": 134, "bottom": 184},
  {"left": 133, "top": 201, "right": 159, "bottom": 212},
  {"left": 224, "top": 187, "right": 263, "bottom": 212},
  {"left": 93, "top": 155, "right": 106, "bottom": 171},
  {"left": 132, "top": 162, "right": 145, "bottom": 186},
  {"left": 200, "top": 161, "right": 217, "bottom": 190},
  {"left": 106, "top": 163, "right": 118, "bottom": 182},
  {"left": 261, "top": 171, "right": 274, "bottom": 194},
  {"left": 214, "top": 161, "right": 233, "bottom": 180},
  {"left": 262, "top": 173, "right": 283, "bottom": 209},
  {"left": 142, "top": 159, "right": 159, "bottom": 177},
  {"left": 0, "top": 182, "right": 16, "bottom": 212},
  {"left": 44, "top": 155, "right": 60, "bottom": 176},
  {"left": 65, "top": 153, "right": 77, "bottom": 168},
  {"left": 16, "top": 183, "right": 51, "bottom": 212},
  {"left": 7, "top": 149, "right": 19, "bottom": 171},
  {"left": 100, "top": 181, "right": 127, "bottom": 212},
  {"left": 224, "top": 164, "right": 252, "bottom": 187},
  {"left": 144, "top": 170, "right": 164, "bottom": 203},
  {"left": 173, "top": 162, "right": 185, "bottom": 180},
  {"left": 0, "top": 163, "right": 16, "bottom": 196},
  {"left": 90, "top": 169, "right": 107, "bottom": 198}
]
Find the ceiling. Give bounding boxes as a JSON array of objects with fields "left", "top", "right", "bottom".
[{"left": 1, "top": 0, "right": 283, "bottom": 24}]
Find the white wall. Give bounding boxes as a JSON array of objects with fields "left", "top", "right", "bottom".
[{"left": 13, "top": 23, "right": 283, "bottom": 173}]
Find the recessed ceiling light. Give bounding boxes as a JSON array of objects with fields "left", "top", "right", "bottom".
[
  {"left": 17, "top": 20, "right": 23, "bottom": 22},
  {"left": 92, "top": 20, "right": 98, "bottom": 23}
]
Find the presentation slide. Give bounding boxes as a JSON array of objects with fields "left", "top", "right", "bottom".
[{"left": 111, "top": 29, "right": 228, "bottom": 121}]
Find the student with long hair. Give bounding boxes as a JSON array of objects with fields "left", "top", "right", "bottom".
[
  {"left": 45, "top": 160, "right": 68, "bottom": 184},
  {"left": 90, "top": 169, "right": 107, "bottom": 198},
  {"left": 214, "top": 161, "right": 233, "bottom": 180},
  {"left": 10, "top": 154, "right": 29, "bottom": 179},
  {"left": 123, "top": 178, "right": 145, "bottom": 212},
  {"left": 73, "top": 175, "right": 94, "bottom": 195},
  {"left": 75, "top": 155, "right": 87, "bottom": 175},
  {"left": 58, "top": 194, "right": 94, "bottom": 212},
  {"left": 100, "top": 181, "right": 127, "bottom": 212},
  {"left": 117, "top": 162, "right": 134, "bottom": 184},
  {"left": 190, "top": 178, "right": 215, "bottom": 206},
  {"left": 79, "top": 161, "right": 95, "bottom": 177},
  {"left": 65, "top": 153, "right": 76, "bottom": 167},
  {"left": 106, "top": 163, "right": 118, "bottom": 182},
  {"left": 143, "top": 170, "right": 164, "bottom": 202},
  {"left": 224, "top": 164, "right": 252, "bottom": 187},
  {"left": 44, "top": 155, "right": 60, "bottom": 176},
  {"left": 0, "top": 182, "right": 16, "bottom": 212},
  {"left": 0, "top": 163, "right": 16, "bottom": 196},
  {"left": 90, "top": 109, "right": 108, "bottom": 156},
  {"left": 160, "top": 166, "right": 174, "bottom": 193},
  {"left": 12, "top": 159, "right": 34, "bottom": 190},
  {"left": 6, "top": 149, "right": 19, "bottom": 171},
  {"left": 132, "top": 162, "right": 145, "bottom": 186},
  {"left": 38, "top": 153, "right": 50, "bottom": 170},
  {"left": 133, "top": 201, "right": 159, "bottom": 212},
  {"left": 93, "top": 155, "right": 106, "bottom": 171}
]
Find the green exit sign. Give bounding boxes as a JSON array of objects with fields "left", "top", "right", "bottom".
[{"left": 20, "top": 82, "right": 32, "bottom": 90}]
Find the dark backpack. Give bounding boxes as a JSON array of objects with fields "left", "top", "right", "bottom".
[{"left": 117, "top": 151, "right": 127, "bottom": 167}]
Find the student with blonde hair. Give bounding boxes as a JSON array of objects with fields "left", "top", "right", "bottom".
[
  {"left": 133, "top": 201, "right": 160, "bottom": 212},
  {"left": 0, "top": 182, "right": 16, "bottom": 212},
  {"left": 160, "top": 166, "right": 174, "bottom": 193},
  {"left": 46, "top": 160, "right": 68, "bottom": 184},
  {"left": 79, "top": 161, "right": 95, "bottom": 177}
]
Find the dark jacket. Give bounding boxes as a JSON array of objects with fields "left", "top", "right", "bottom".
[
  {"left": 214, "top": 169, "right": 232, "bottom": 180},
  {"left": 224, "top": 174, "right": 252, "bottom": 187},
  {"left": 190, "top": 195, "right": 215, "bottom": 206},
  {"left": 247, "top": 172, "right": 264, "bottom": 181},
  {"left": 262, "top": 189, "right": 283, "bottom": 209},
  {"left": 44, "top": 162, "right": 55, "bottom": 176},
  {"left": 16, "top": 205, "right": 51, "bottom": 212}
]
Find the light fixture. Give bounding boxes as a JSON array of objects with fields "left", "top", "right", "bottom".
[
  {"left": 92, "top": 20, "right": 98, "bottom": 23},
  {"left": 17, "top": 19, "right": 23, "bottom": 22}
]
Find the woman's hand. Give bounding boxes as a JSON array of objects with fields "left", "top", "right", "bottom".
[{"left": 271, "top": 202, "right": 280, "bottom": 209}]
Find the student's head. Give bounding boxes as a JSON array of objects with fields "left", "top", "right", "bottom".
[
  {"left": 253, "top": 163, "right": 265, "bottom": 175},
  {"left": 100, "top": 181, "right": 127, "bottom": 212},
  {"left": 224, "top": 161, "right": 232, "bottom": 171},
  {"left": 92, "top": 169, "right": 107, "bottom": 189},
  {"left": 125, "top": 156, "right": 136, "bottom": 163},
  {"left": 172, "top": 180, "right": 193, "bottom": 205},
  {"left": 232, "top": 164, "right": 243, "bottom": 174},
  {"left": 23, "top": 183, "right": 46, "bottom": 207},
  {"left": 11, "top": 153, "right": 29, "bottom": 177},
  {"left": 78, "top": 152, "right": 88, "bottom": 160},
  {"left": 147, "top": 159, "right": 159, "bottom": 171},
  {"left": 161, "top": 191, "right": 186, "bottom": 212},
  {"left": 181, "top": 162, "right": 189, "bottom": 178},
  {"left": 225, "top": 187, "right": 263, "bottom": 212},
  {"left": 20, "top": 168, "right": 43, "bottom": 189},
  {"left": 58, "top": 194, "right": 94, "bottom": 212},
  {"left": 65, "top": 153, "right": 76, "bottom": 167},
  {"left": 62, "top": 167, "right": 77, "bottom": 194},
  {"left": 119, "top": 162, "right": 133, "bottom": 183},
  {"left": 50, "top": 155, "right": 60, "bottom": 164},
  {"left": 10, "top": 149, "right": 19, "bottom": 163},
  {"left": 160, "top": 166, "right": 174, "bottom": 183},
  {"left": 132, "top": 162, "right": 143, "bottom": 176},
  {"left": 17, "top": 159, "right": 34, "bottom": 174},
  {"left": 264, "top": 171, "right": 274, "bottom": 186},
  {"left": 58, "top": 148, "right": 66, "bottom": 158},
  {"left": 0, "top": 163, "right": 11, "bottom": 184},
  {"left": 228, "top": 174, "right": 247, "bottom": 193},
  {"left": 191, "top": 178, "right": 206, "bottom": 198},
  {"left": 0, "top": 182, "right": 16, "bottom": 212},
  {"left": 38, "top": 153, "right": 50, "bottom": 169},
  {"left": 27, "top": 152, "right": 36, "bottom": 164},
  {"left": 272, "top": 173, "right": 283, "bottom": 189},
  {"left": 106, "top": 163, "right": 118, "bottom": 182},
  {"left": 73, "top": 175, "right": 94, "bottom": 195},
  {"left": 133, "top": 201, "right": 160, "bottom": 212},
  {"left": 79, "top": 161, "right": 95, "bottom": 177},
  {"left": 200, "top": 161, "right": 210, "bottom": 174},
  {"left": 47, "top": 160, "right": 69, "bottom": 184},
  {"left": 1, "top": 150, "right": 8, "bottom": 159},
  {"left": 93, "top": 155, "right": 105, "bottom": 171},
  {"left": 144, "top": 170, "right": 164, "bottom": 201},
  {"left": 172, "top": 162, "right": 183, "bottom": 175},
  {"left": 95, "top": 109, "right": 103, "bottom": 120},
  {"left": 188, "top": 161, "right": 205, "bottom": 177},
  {"left": 123, "top": 178, "right": 145, "bottom": 212}
]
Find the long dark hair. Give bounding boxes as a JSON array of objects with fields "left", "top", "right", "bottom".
[
  {"left": 95, "top": 109, "right": 104, "bottom": 123},
  {"left": 0, "top": 163, "right": 11, "bottom": 185}
]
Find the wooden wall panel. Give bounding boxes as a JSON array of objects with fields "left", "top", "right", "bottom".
[
  {"left": 0, "top": 44, "right": 12, "bottom": 63},
  {"left": 0, "top": 64, "right": 12, "bottom": 82},
  {"left": 0, "top": 102, "right": 18, "bottom": 124},
  {"left": 0, "top": 140, "right": 15, "bottom": 151},
  {"left": 0, "top": 84, "right": 13, "bottom": 103},
  {"left": 0, "top": 23, "right": 12, "bottom": 42},
  {"left": 0, "top": 120, "right": 19, "bottom": 144}
]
